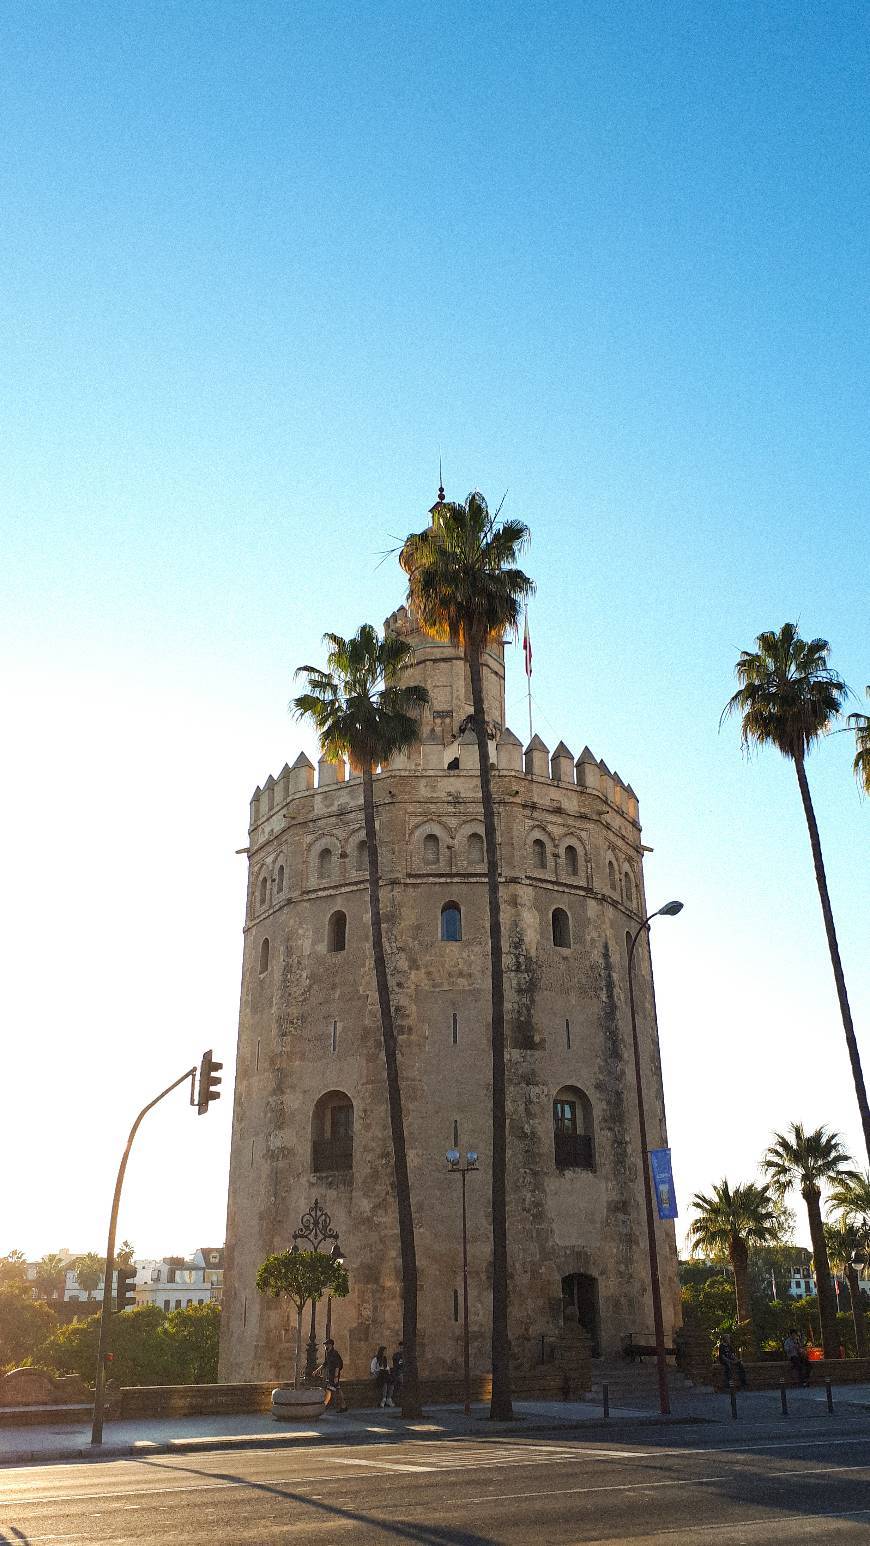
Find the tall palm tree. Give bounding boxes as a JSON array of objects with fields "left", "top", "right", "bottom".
[
  {"left": 763, "top": 1123, "right": 858, "bottom": 1358},
  {"left": 827, "top": 1169, "right": 870, "bottom": 1357},
  {"left": 847, "top": 688, "right": 870, "bottom": 796},
  {"left": 401, "top": 490, "right": 534, "bottom": 1422},
  {"left": 35, "top": 1252, "right": 67, "bottom": 1302},
  {"left": 73, "top": 1251, "right": 105, "bottom": 1301},
  {"left": 823, "top": 1217, "right": 869, "bottom": 1355},
  {"left": 293, "top": 624, "right": 428, "bottom": 1417},
  {"left": 687, "top": 1179, "right": 781, "bottom": 1344},
  {"left": 722, "top": 624, "right": 870, "bottom": 1163}
]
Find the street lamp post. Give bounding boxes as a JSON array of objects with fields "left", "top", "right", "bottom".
[
  {"left": 447, "top": 1148, "right": 478, "bottom": 1415},
  {"left": 626, "top": 900, "right": 683, "bottom": 1419},
  {"left": 292, "top": 1198, "right": 341, "bottom": 1379}
]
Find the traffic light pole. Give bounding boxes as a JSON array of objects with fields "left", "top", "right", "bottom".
[{"left": 90, "top": 1065, "right": 197, "bottom": 1447}]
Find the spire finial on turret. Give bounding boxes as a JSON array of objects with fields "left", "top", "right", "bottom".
[{"left": 429, "top": 457, "right": 446, "bottom": 515}]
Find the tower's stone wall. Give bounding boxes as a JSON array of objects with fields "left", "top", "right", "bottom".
[{"left": 220, "top": 613, "right": 679, "bottom": 1383}]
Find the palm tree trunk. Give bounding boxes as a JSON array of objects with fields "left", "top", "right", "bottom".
[
  {"left": 794, "top": 755, "right": 870, "bottom": 1165},
  {"left": 467, "top": 647, "right": 513, "bottom": 1422},
  {"left": 846, "top": 1264, "right": 867, "bottom": 1356},
  {"left": 805, "top": 1192, "right": 838, "bottom": 1358},
  {"left": 730, "top": 1237, "right": 753, "bottom": 1347},
  {"left": 361, "top": 764, "right": 421, "bottom": 1418}
]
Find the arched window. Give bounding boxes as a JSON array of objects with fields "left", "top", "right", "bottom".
[
  {"left": 607, "top": 860, "right": 617, "bottom": 893},
  {"left": 258, "top": 937, "right": 270, "bottom": 974},
  {"left": 532, "top": 838, "right": 547, "bottom": 870},
  {"left": 312, "top": 1091, "right": 354, "bottom": 1172},
  {"left": 327, "top": 910, "right": 347, "bottom": 953},
  {"left": 354, "top": 838, "right": 368, "bottom": 872},
  {"left": 440, "top": 902, "right": 462, "bottom": 942},
  {"left": 317, "top": 847, "right": 334, "bottom": 881},
  {"left": 552, "top": 908, "right": 571, "bottom": 948},
  {"left": 553, "top": 1086, "right": 595, "bottom": 1170},
  {"left": 258, "top": 874, "right": 268, "bottom": 907},
  {"left": 564, "top": 845, "right": 579, "bottom": 877},
  {"left": 623, "top": 871, "right": 633, "bottom": 907},
  {"left": 276, "top": 864, "right": 285, "bottom": 896},
  {"left": 467, "top": 832, "right": 485, "bottom": 866},
  {"left": 423, "top": 833, "right": 440, "bottom": 867}
]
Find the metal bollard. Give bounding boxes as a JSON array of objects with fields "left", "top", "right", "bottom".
[
  {"left": 780, "top": 1382, "right": 788, "bottom": 1417},
  {"left": 826, "top": 1379, "right": 834, "bottom": 1415},
  {"left": 729, "top": 1384, "right": 738, "bottom": 1420},
  {"left": 603, "top": 1382, "right": 609, "bottom": 1419}
]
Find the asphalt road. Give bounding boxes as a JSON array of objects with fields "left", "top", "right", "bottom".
[{"left": 2, "top": 1426, "right": 870, "bottom": 1544}]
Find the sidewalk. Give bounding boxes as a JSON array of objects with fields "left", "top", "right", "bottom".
[{"left": 3, "top": 1383, "right": 870, "bottom": 1468}]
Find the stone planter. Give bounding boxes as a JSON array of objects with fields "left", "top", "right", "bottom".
[{"left": 271, "top": 1385, "right": 325, "bottom": 1422}]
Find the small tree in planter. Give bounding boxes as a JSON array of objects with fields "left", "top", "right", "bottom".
[{"left": 256, "top": 1250, "right": 349, "bottom": 1391}]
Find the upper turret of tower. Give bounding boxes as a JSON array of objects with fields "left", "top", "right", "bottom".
[{"left": 383, "top": 602, "right": 505, "bottom": 746}]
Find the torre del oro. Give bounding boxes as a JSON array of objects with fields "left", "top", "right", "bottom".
[{"left": 219, "top": 596, "right": 680, "bottom": 1382}]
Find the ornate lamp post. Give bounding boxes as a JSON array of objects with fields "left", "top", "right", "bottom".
[
  {"left": 292, "top": 1198, "right": 341, "bottom": 1380},
  {"left": 447, "top": 1148, "right": 478, "bottom": 1415},
  {"left": 626, "top": 900, "right": 683, "bottom": 1418}
]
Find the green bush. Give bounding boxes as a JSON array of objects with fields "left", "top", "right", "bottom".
[
  {"left": 0, "top": 1286, "right": 59, "bottom": 1372},
  {"left": 40, "top": 1302, "right": 221, "bottom": 1388}
]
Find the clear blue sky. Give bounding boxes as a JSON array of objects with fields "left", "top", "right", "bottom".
[{"left": 1, "top": 2, "right": 868, "bottom": 1259}]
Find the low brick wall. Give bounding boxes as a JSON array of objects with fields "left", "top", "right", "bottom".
[
  {"left": 116, "top": 1367, "right": 568, "bottom": 1420},
  {"left": 712, "top": 1357, "right": 870, "bottom": 1392}
]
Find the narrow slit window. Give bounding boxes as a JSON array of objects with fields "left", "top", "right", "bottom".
[
  {"left": 243, "top": 1295, "right": 248, "bottom": 1328},
  {"left": 452, "top": 1012, "right": 458, "bottom": 1046},
  {"left": 453, "top": 1118, "right": 459, "bottom": 1147},
  {"left": 258, "top": 875, "right": 268, "bottom": 907},
  {"left": 331, "top": 1019, "right": 338, "bottom": 1054},
  {"left": 453, "top": 1288, "right": 459, "bottom": 1322},
  {"left": 259, "top": 937, "right": 270, "bottom": 974},
  {"left": 276, "top": 864, "right": 285, "bottom": 895},
  {"left": 256, "top": 1038, "right": 260, "bottom": 1072},
  {"left": 566, "top": 1019, "right": 571, "bottom": 1051}
]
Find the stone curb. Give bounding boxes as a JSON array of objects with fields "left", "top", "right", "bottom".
[{"left": 2, "top": 1406, "right": 867, "bottom": 1470}]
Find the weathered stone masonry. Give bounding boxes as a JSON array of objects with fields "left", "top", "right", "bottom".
[{"left": 219, "top": 608, "right": 680, "bottom": 1381}]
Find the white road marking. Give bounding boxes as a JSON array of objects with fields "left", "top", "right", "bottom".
[{"left": 2, "top": 1431, "right": 869, "bottom": 1508}]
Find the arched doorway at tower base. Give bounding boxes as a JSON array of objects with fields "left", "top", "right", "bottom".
[{"left": 562, "top": 1272, "right": 600, "bottom": 1357}]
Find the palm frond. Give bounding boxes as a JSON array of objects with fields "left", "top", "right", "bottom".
[
  {"left": 720, "top": 624, "right": 847, "bottom": 761},
  {"left": 291, "top": 625, "right": 428, "bottom": 770}
]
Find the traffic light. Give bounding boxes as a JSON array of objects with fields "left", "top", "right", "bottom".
[
  {"left": 197, "top": 1048, "right": 223, "bottom": 1114},
  {"left": 116, "top": 1265, "right": 136, "bottom": 1312}
]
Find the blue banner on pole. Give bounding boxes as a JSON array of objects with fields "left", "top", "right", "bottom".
[{"left": 650, "top": 1149, "right": 678, "bottom": 1220}]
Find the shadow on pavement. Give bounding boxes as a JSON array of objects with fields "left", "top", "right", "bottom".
[
  {"left": 140, "top": 1456, "right": 501, "bottom": 1545},
  {"left": 0, "top": 1530, "right": 34, "bottom": 1544}
]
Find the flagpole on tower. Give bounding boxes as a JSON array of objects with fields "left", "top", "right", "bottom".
[{"left": 523, "top": 607, "right": 533, "bottom": 742}]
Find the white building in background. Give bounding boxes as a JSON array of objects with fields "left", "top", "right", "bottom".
[
  {"left": 63, "top": 1265, "right": 118, "bottom": 1303},
  {"left": 134, "top": 1247, "right": 224, "bottom": 1311}
]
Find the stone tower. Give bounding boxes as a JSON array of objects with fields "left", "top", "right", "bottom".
[{"left": 219, "top": 605, "right": 679, "bottom": 1381}]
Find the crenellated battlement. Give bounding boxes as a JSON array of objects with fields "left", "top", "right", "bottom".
[{"left": 247, "top": 729, "right": 639, "bottom": 835}]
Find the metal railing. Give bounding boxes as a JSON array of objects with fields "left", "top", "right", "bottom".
[
  {"left": 554, "top": 1132, "right": 594, "bottom": 1171},
  {"left": 312, "top": 1138, "right": 354, "bottom": 1173}
]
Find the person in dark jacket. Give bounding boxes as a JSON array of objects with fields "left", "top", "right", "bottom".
[
  {"left": 391, "top": 1342, "right": 405, "bottom": 1405},
  {"left": 319, "top": 1339, "right": 347, "bottom": 1412}
]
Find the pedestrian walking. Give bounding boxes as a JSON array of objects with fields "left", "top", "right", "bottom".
[
  {"left": 370, "top": 1345, "right": 393, "bottom": 1407},
  {"left": 391, "top": 1342, "right": 405, "bottom": 1406},
  {"left": 317, "top": 1338, "right": 347, "bottom": 1412}
]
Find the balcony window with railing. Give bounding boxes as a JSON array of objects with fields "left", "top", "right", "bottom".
[
  {"left": 553, "top": 1088, "right": 595, "bottom": 1171},
  {"left": 312, "top": 1092, "right": 354, "bottom": 1173}
]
